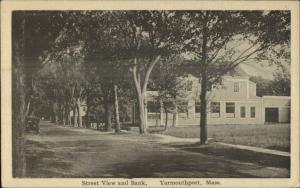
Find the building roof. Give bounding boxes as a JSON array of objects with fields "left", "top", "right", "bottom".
[{"left": 234, "top": 60, "right": 290, "bottom": 80}]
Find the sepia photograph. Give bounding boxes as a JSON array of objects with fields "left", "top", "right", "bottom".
[{"left": 1, "top": 1, "right": 299, "bottom": 187}]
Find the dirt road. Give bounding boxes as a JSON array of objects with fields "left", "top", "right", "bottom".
[{"left": 25, "top": 121, "right": 289, "bottom": 178}]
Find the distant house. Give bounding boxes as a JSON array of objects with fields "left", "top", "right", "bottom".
[
  {"left": 70, "top": 102, "right": 87, "bottom": 126},
  {"left": 146, "top": 75, "right": 290, "bottom": 126}
]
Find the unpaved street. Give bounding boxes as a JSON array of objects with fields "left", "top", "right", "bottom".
[{"left": 25, "top": 121, "right": 289, "bottom": 178}]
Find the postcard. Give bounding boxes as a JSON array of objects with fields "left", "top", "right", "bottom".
[{"left": 1, "top": 0, "right": 299, "bottom": 187}]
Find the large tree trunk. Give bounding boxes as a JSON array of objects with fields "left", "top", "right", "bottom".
[
  {"left": 114, "top": 84, "right": 121, "bottom": 132},
  {"left": 65, "top": 106, "right": 71, "bottom": 125},
  {"left": 52, "top": 102, "right": 58, "bottom": 123},
  {"left": 199, "top": 12, "right": 209, "bottom": 145},
  {"left": 86, "top": 92, "right": 90, "bottom": 129},
  {"left": 132, "top": 69, "right": 146, "bottom": 134},
  {"left": 12, "top": 12, "right": 26, "bottom": 177},
  {"left": 73, "top": 106, "right": 77, "bottom": 127},
  {"left": 65, "top": 110, "right": 69, "bottom": 125},
  {"left": 160, "top": 100, "right": 164, "bottom": 126},
  {"left": 12, "top": 57, "right": 26, "bottom": 177},
  {"left": 86, "top": 106, "right": 90, "bottom": 129},
  {"left": 132, "top": 102, "right": 136, "bottom": 126},
  {"left": 67, "top": 113, "right": 71, "bottom": 125},
  {"left": 172, "top": 104, "right": 178, "bottom": 127},
  {"left": 77, "top": 99, "right": 82, "bottom": 127},
  {"left": 164, "top": 111, "right": 168, "bottom": 131},
  {"left": 137, "top": 95, "right": 146, "bottom": 134},
  {"left": 200, "top": 73, "right": 208, "bottom": 144},
  {"left": 62, "top": 108, "right": 65, "bottom": 125},
  {"left": 55, "top": 113, "right": 58, "bottom": 124},
  {"left": 104, "top": 96, "right": 113, "bottom": 131},
  {"left": 131, "top": 56, "right": 161, "bottom": 134}
]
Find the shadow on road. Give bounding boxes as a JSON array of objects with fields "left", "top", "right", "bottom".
[{"left": 24, "top": 121, "right": 290, "bottom": 178}]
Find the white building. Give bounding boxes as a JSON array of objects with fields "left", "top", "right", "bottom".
[{"left": 146, "top": 75, "right": 290, "bottom": 126}]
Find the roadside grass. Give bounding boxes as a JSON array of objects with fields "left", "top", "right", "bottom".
[
  {"left": 155, "top": 124, "right": 290, "bottom": 152},
  {"left": 170, "top": 143, "right": 290, "bottom": 170},
  {"left": 25, "top": 140, "right": 75, "bottom": 177}
]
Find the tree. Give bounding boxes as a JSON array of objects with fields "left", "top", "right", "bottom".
[
  {"left": 12, "top": 11, "right": 27, "bottom": 177},
  {"left": 149, "top": 56, "right": 186, "bottom": 129},
  {"left": 39, "top": 11, "right": 182, "bottom": 134},
  {"left": 181, "top": 11, "right": 290, "bottom": 144},
  {"left": 249, "top": 76, "right": 272, "bottom": 97},
  {"left": 269, "top": 66, "right": 291, "bottom": 96},
  {"left": 12, "top": 11, "right": 66, "bottom": 176},
  {"left": 38, "top": 40, "right": 87, "bottom": 127},
  {"left": 22, "top": 11, "right": 66, "bottom": 120},
  {"left": 111, "top": 11, "right": 181, "bottom": 133},
  {"left": 113, "top": 84, "right": 121, "bottom": 132},
  {"left": 53, "top": 11, "right": 132, "bottom": 131}
]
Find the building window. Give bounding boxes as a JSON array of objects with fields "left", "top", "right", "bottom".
[
  {"left": 226, "top": 102, "right": 235, "bottom": 113},
  {"left": 251, "top": 106, "right": 256, "bottom": 118},
  {"left": 234, "top": 82, "right": 239, "bottom": 92},
  {"left": 240, "top": 106, "right": 246, "bottom": 118},
  {"left": 195, "top": 102, "right": 201, "bottom": 113},
  {"left": 211, "top": 102, "right": 220, "bottom": 118},
  {"left": 211, "top": 102, "right": 220, "bottom": 113}
]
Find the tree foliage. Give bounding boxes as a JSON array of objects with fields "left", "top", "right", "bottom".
[
  {"left": 250, "top": 66, "right": 291, "bottom": 97},
  {"left": 180, "top": 11, "right": 290, "bottom": 144}
]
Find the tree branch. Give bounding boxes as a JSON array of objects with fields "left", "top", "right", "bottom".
[
  {"left": 142, "top": 55, "right": 161, "bottom": 94},
  {"left": 132, "top": 57, "right": 142, "bottom": 96},
  {"left": 231, "top": 44, "right": 268, "bottom": 66},
  {"left": 207, "top": 37, "right": 230, "bottom": 63},
  {"left": 233, "top": 42, "right": 258, "bottom": 62}
]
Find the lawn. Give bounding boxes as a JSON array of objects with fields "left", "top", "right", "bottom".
[{"left": 159, "top": 124, "right": 290, "bottom": 152}]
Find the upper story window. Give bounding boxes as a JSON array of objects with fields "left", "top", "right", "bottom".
[{"left": 234, "top": 82, "right": 239, "bottom": 92}]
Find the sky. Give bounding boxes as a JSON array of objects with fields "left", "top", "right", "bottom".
[{"left": 236, "top": 60, "right": 290, "bottom": 80}]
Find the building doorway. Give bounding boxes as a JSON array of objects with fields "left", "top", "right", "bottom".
[{"left": 265, "top": 108, "right": 279, "bottom": 123}]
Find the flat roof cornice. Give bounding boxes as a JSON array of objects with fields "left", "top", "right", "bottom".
[{"left": 262, "top": 96, "right": 291, "bottom": 99}]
